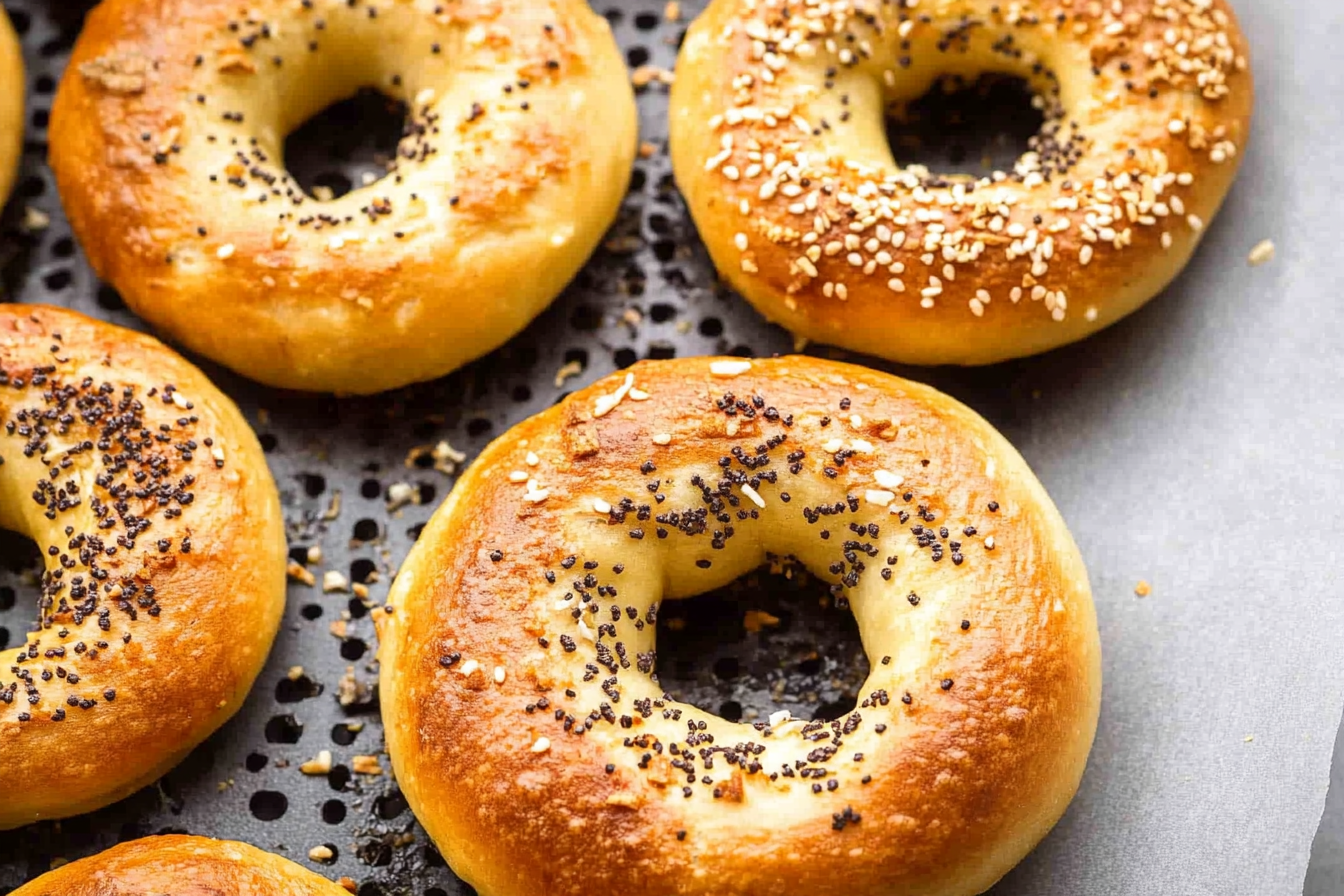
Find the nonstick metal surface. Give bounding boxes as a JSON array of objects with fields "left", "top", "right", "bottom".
[{"left": 0, "top": 2, "right": 878, "bottom": 891}]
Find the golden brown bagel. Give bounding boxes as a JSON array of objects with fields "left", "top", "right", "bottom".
[
  {"left": 670, "top": 0, "right": 1253, "bottom": 365},
  {"left": 0, "top": 7, "right": 22, "bottom": 206},
  {"left": 8, "top": 835, "right": 351, "bottom": 895},
  {"left": 378, "top": 356, "right": 1101, "bottom": 896},
  {"left": 49, "top": 0, "right": 637, "bottom": 394},
  {"left": 0, "top": 306, "right": 286, "bottom": 831}
]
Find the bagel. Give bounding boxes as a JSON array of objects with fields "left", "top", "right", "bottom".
[
  {"left": 377, "top": 356, "right": 1101, "bottom": 896},
  {"left": 669, "top": 0, "right": 1253, "bottom": 365},
  {"left": 49, "top": 0, "right": 637, "bottom": 394},
  {"left": 8, "top": 835, "right": 350, "bottom": 895},
  {"left": 0, "top": 305, "right": 286, "bottom": 831},
  {"left": 0, "top": 7, "right": 22, "bottom": 206}
]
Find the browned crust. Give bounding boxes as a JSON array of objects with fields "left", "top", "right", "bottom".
[
  {"left": 379, "top": 356, "right": 1102, "bottom": 896},
  {"left": 49, "top": 0, "right": 637, "bottom": 393},
  {"left": 670, "top": 0, "right": 1254, "bottom": 365},
  {"left": 0, "top": 8, "right": 22, "bottom": 205},
  {"left": 0, "top": 306, "right": 287, "bottom": 830},
  {"left": 8, "top": 835, "right": 350, "bottom": 895}
]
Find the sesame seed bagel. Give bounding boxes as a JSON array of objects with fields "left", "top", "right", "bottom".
[
  {"left": 8, "top": 835, "right": 351, "bottom": 895},
  {"left": 0, "top": 306, "right": 286, "bottom": 831},
  {"left": 0, "top": 7, "right": 23, "bottom": 206},
  {"left": 49, "top": 0, "right": 637, "bottom": 394},
  {"left": 377, "top": 356, "right": 1101, "bottom": 896},
  {"left": 669, "top": 0, "right": 1253, "bottom": 365}
]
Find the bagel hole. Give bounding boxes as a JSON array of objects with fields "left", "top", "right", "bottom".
[
  {"left": 655, "top": 559, "right": 869, "bottom": 725},
  {"left": 885, "top": 74, "right": 1045, "bottom": 177},
  {"left": 0, "top": 531, "right": 42, "bottom": 640},
  {"left": 283, "top": 87, "right": 408, "bottom": 201}
]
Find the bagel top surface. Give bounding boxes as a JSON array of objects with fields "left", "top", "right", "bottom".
[
  {"left": 49, "top": 0, "right": 637, "bottom": 393},
  {"left": 670, "top": 0, "right": 1254, "bottom": 365},
  {"left": 378, "top": 356, "right": 1101, "bottom": 896},
  {"left": 0, "top": 306, "right": 287, "bottom": 831},
  {"left": 0, "top": 7, "right": 23, "bottom": 206},
  {"left": 8, "top": 836, "right": 350, "bottom": 896}
]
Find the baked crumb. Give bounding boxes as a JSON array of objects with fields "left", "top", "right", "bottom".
[
  {"left": 352, "top": 755, "right": 383, "bottom": 776},
  {"left": 287, "top": 560, "right": 316, "bottom": 587},
  {"left": 554, "top": 359, "right": 584, "bottom": 387},
  {"left": 1247, "top": 239, "right": 1275, "bottom": 266}
]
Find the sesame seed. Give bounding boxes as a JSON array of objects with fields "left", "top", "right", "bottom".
[
  {"left": 864, "top": 489, "right": 895, "bottom": 507},
  {"left": 873, "top": 470, "right": 903, "bottom": 490},
  {"left": 594, "top": 373, "right": 635, "bottom": 417},
  {"left": 710, "top": 360, "right": 753, "bottom": 376}
]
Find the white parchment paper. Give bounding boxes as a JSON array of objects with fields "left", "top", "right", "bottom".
[{"left": 947, "top": 3, "right": 1344, "bottom": 891}]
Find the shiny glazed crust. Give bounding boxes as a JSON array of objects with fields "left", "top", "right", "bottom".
[
  {"left": 670, "top": 0, "right": 1254, "bottom": 365},
  {"left": 49, "top": 0, "right": 637, "bottom": 394},
  {"left": 0, "top": 8, "right": 22, "bottom": 205},
  {"left": 0, "top": 306, "right": 287, "bottom": 831},
  {"left": 8, "top": 835, "right": 351, "bottom": 895},
  {"left": 378, "top": 356, "right": 1102, "bottom": 896}
]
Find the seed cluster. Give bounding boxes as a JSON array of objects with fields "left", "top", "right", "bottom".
[
  {"left": 1, "top": 334, "right": 218, "bottom": 724},
  {"left": 448, "top": 374, "right": 1004, "bottom": 824},
  {"left": 702, "top": 0, "right": 1248, "bottom": 322}
]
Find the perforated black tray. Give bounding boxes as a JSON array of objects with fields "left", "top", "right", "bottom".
[
  {"left": 0, "top": 2, "right": 891, "bottom": 892},
  {"left": 3, "top": 2, "right": 1343, "bottom": 894}
]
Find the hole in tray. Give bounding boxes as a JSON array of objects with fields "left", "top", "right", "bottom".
[
  {"left": 275, "top": 674, "right": 323, "bottom": 703},
  {"left": 249, "top": 790, "right": 288, "bottom": 821},
  {"left": 331, "top": 723, "right": 359, "bottom": 746},
  {"left": 374, "top": 790, "right": 408, "bottom": 820},
  {"left": 322, "top": 799, "right": 347, "bottom": 824},
  {"left": 264, "top": 714, "right": 304, "bottom": 744}
]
